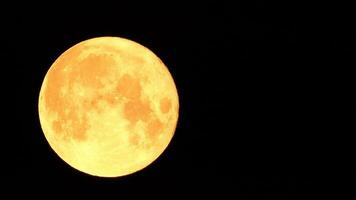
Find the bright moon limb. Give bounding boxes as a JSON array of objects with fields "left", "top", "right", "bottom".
[{"left": 38, "top": 37, "right": 179, "bottom": 177}]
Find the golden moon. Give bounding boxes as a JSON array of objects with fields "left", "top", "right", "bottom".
[{"left": 38, "top": 37, "right": 179, "bottom": 177}]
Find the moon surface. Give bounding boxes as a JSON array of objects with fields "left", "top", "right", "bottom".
[{"left": 38, "top": 37, "right": 179, "bottom": 177}]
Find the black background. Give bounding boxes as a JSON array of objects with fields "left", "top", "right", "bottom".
[{"left": 1, "top": 1, "right": 355, "bottom": 199}]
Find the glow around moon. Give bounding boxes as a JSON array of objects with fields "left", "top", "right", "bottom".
[{"left": 38, "top": 37, "right": 179, "bottom": 177}]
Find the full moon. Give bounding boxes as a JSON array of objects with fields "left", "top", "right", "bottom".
[{"left": 38, "top": 37, "right": 179, "bottom": 177}]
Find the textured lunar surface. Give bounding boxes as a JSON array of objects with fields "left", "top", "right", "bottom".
[{"left": 38, "top": 37, "right": 179, "bottom": 177}]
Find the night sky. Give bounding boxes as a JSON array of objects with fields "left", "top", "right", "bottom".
[{"left": 2, "top": 1, "right": 354, "bottom": 199}]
